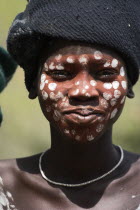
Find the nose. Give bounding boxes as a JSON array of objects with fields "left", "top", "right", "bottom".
[{"left": 68, "top": 71, "right": 99, "bottom": 103}]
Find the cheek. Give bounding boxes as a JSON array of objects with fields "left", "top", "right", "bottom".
[{"left": 101, "top": 76, "right": 127, "bottom": 120}]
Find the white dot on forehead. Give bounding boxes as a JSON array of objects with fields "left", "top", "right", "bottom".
[
  {"left": 120, "top": 66, "right": 125, "bottom": 76},
  {"left": 112, "top": 81, "right": 120, "bottom": 89},
  {"left": 114, "top": 90, "right": 121, "bottom": 99},
  {"left": 79, "top": 56, "right": 88, "bottom": 64},
  {"left": 90, "top": 80, "right": 97, "bottom": 86},
  {"left": 103, "top": 83, "right": 112, "bottom": 89},
  {"left": 94, "top": 51, "right": 102, "bottom": 60},
  {"left": 110, "top": 108, "right": 118, "bottom": 119},
  {"left": 55, "top": 54, "right": 62, "bottom": 61},
  {"left": 48, "top": 83, "right": 57, "bottom": 91},
  {"left": 121, "top": 81, "right": 127, "bottom": 89},
  {"left": 66, "top": 57, "right": 75, "bottom": 63},
  {"left": 103, "top": 92, "right": 112, "bottom": 100},
  {"left": 111, "top": 59, "right": 118, "bottom": 68}
]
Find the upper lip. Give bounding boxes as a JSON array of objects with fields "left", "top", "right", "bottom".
[{"left": 62, "top": 107, "right": 105, "bottom": 116}]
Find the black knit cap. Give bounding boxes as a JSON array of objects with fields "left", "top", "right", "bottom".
[{"left": 7, "top": 0, "right": 140, "bottom": 91}]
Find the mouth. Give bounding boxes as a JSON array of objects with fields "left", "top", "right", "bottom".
[{"left": 62, "top": 108, "right": 105, "bottom": 125}]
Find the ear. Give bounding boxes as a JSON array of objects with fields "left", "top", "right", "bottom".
[
  {"left": 28, "top": 79, "right": 38, "bottom": 99},
  {"left": 127, "top": 80, "right": 135, "bottom": 99}
]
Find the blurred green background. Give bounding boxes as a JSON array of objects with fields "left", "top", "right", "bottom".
[{"left": 0, "top": 0, "right": 140, "bottom": 159}]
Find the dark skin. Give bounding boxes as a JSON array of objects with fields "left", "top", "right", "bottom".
[{"left": 0, "top": 41, "right": 140, "bottom": 210}]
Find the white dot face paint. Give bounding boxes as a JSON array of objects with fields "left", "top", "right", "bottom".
[
  {"left": 79, "top": 56, "right": 88, "bottom": 64},
  {"left": 55, "top": 54, "right": 62, "bottom": 61},
  {"left": 66, "top": 57, "right": 75, "bottom": 63},
  {"left": 120, "top": 96, "right": 126, "bottom": 104},
  {"left": 46, "top": 106, "right": 51, "bottom": 112},
  {"left": 64, "top": 129, "right": 70, "bottom": 134},
  {"left": 110, "top": 98, "right": 117, "bottom": 106},
  {"left": 44, "top": 63, "right": 48, "bottom": 71},
  {"left": 114, "top": 90, "right": 121, "bottom": 99},
  {"left": 103, "top": 92, "right": 112, "bottom": 100},
  {"left": 111, "top": 59, "right": 118, "bottom": 68},
  {"left": 75, "top": 135, "right": 80, "bottom": 141},
  {"left": 104, "top": 61, "right": 110, "bottom": 67},
  {"left": 73, "top": 89, "right": 79, "bottom": 95},
  {"left": 94, "top": 51, "right": 103, "bottom": 60},
  {"left": 56, "top": 64, "right": 64, "bottom": 70},
  {"left": 48, "top": 83, "right": 57, "bottom": 91},
  {"left": 90, "top": 80, "right": 97, "bottom": 87},
  {"left": 110, "top": 108, "right": 118, "bottom": 119},
  {"left": 103, "top": 83, "right": 112, "bottom": 89},
  {"left": 49, "top": 62, "right": 55, "bottom": 70},
  {"left": 100, "top": 99, "right": 109, "bottom": 109},
  {"left": 120, "top": 67, "right": 125, "bottom": 76},
  {"left": 75, "top": 81, "right": 80, "bottom": 86},
  {"left": 40, "top": 82, "right": 45, "bottom": 91},
  {"left": 112, "top": 81, "right": 120, "bottom": 89},
  {"left": 55, "top": 92, "right": 64, "bottom": 101},
  {"left": 87, "top": 135, "right": 94, "bottom": 141},
  {"left": 121, "top": 81, "right": 127, "bottom": 89},
  {"left": 82, "top": 89, "right": 86, "bottom": 94},
  {"left": 71, "top": 130, "right": 76, "bottom": 135},
  {"left": 96, "top": 124, "right": 104, "bottom": 133},
  {"left": 85, "top": 85, "right": 89, "bottom": 90},
  {"left": 41, "top": 74, "right": 46, "bottom": 83},
  {"left": 85, "top": 93, "right": 90, "bottom": 97},
  {"left": 42, "top": 90, "right": 48, "bottom": 100},
  {"left": 53, "top": 110, "right": 61, "bottom": 121}
]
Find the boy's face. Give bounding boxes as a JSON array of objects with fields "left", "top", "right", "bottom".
[{"left": 37, "top": 42, "right": 128, "bottom": 142}]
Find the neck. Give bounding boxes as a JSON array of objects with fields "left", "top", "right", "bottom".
[{"left": 42, "top": 125, "right": 120, "bottom": 183}]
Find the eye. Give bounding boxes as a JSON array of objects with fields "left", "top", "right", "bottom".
[
  {"left": 96, "top": 69, "right": 118, "bottom": 80},
  {"left": 46, "top": 70, "right": 73, "bottom": 81}
]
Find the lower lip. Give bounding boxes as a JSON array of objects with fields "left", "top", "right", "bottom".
[{"left": 64, "top": 113, "right": 102, "bottom": 125}]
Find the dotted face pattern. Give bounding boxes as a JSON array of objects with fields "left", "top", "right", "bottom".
[
  {"left": 0, "top": 176, "right": 17, "bottom": 210},
  {"left": 39, "top": 51, "right": 127, "bottom": 143}
]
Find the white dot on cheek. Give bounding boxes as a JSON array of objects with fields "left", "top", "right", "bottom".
[
  {"left": 56, "top": 64, "right": 64, "bottom": 70},
  {"left": 41, "top": 74, "right": 46, "bottom": 83},
  {"left": 42, "top": 90, "right": 48, "bottom": 100},
  {"left": 121, "top": 81, "right": 127, "bottom": 89},
  {"left": 75, "top": 135, "right": 80, "bottom": 141},
  {"left": 48, "top": 83, "right": 57, "bottom": 91},
  {"left": 55, "top": 54, "right": 62, "bottom": 61},
  {"left": 46, "top": 106, "right": 51, "bottom": 112},
  {"left": 64, "top": 129, "right": 70, "bottom": 134},
  {"left": 120, "top": 67, "right": 125, "bottom": 76},
  {"left": 103, "top": 92, "right": 112, "bottom": 100},
  {"left": 110, "top": 108, "right": 118, "bottom": 119},
  {"left": 111, "top": 59, "right": 118, "bottom": 68},
  {"left": 94, "top": 51, "right": 103, "bottom": 60},
  {"left": 44, "top": 63, "right": 48, "bottom": 71},
  {"left": 40, "top": 82, "right": 45, "bottom": 90},
  {"left": 112, "top": 81, "right": 120, "bottom": 89},
  {"left": 120, "top": 96, "right": 126, "bottom": 104},
  {"left": 103, "top": 83, "right": 112, "bottom": 89},
  {"left": 114, "top": 90, "right": 121, "bottom": 99},
  {"left": 85, "top": 85, "right": 89, "bottom": 89},
  {"left": 100, "top": 99, "right": 109, "bottom": 109},
  {"left": 75, "top": 81, "right": 80, "bottom": 86},
  {"left": 110, "top": 98, "right": 117, "bottom": 106},
  {"left": 73, "top": 89, "right": 79, "bottom": 95},
  {"left": 104, "top": 61, "right": 111, "bottom": 67}
]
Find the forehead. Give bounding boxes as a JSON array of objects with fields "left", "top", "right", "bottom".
[{"left": 42, "top": 40, "right": 125, "bottom": 64}]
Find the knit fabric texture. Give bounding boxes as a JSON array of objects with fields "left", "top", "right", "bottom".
[
  {"left": 0, "top": 47, "right": 17, "bottom": 124},
  {"left": 7, "top": 0, "right": 140, "bottom": 91}
]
